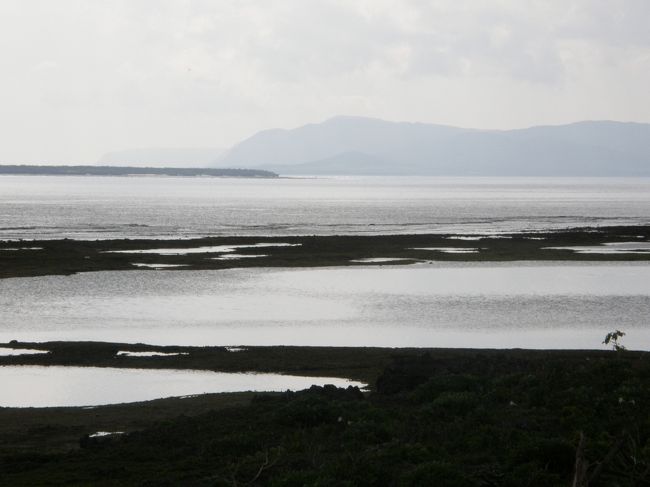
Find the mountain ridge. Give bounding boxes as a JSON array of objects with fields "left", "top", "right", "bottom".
[{"left": 213, "top": 117, "right": 650, "bottom": 176}]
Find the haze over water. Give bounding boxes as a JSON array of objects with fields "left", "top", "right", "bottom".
[{"left": 1, "top": 175, "right": 649, "bottom": 240}]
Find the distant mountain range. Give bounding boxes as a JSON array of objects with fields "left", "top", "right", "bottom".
[
  {"left": 212, "top": 116, "right": 650, "bottom": 176},
  {"left": 96, "top": 117, "right": 650, "bottom": 176}
]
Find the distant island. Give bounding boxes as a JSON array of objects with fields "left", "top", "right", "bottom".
[
  {"left": 212, "top": 116, "right": 650, "bottom": 176},
  {"left": 0, "top": 165, "right": 278, "bottom": 178},
  {"left": 93, "top": 117, "right": 650, "bottom": 177}
]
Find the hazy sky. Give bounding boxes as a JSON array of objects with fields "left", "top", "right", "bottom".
[{"left": 1, "top": 0, "right": 649, "bottom": 164}]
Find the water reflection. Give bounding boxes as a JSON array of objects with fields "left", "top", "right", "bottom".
[
  {"left": 0, "top": 366, "right": 365, "bottom": 408},
  {"left": 107, "top": 243, "right": 300, "bottom": 255},
  {"left": 546, "top": 242, "right": 650, "bottom": 254},
  {"left": 1, "top": 263, "right": 650, "bottom": 349},
  {"left": 2, "top": 176, "right": 650, "bottom": 240},
  {"left": 0, "top": 347, "right": 49, "bottom": 356}
]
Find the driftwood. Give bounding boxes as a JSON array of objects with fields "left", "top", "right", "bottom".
[
  {"left": 572, "top": 431, "right": 630, "bottom": 487},
  {"left": 572, "top": 432, "right": 588, "bottom": 487},
  {"left": 588, "top": 433, "right": 626, "bottom": 484}
]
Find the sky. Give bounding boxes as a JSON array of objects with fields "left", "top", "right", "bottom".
[{"left": 1, "top": 0, "right": 649, "bottom": 164}]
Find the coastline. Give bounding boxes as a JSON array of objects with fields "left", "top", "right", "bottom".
[
  {"left": 2, "top": 225, "right": 649, "bottom": 483},
  {"left": 1, "top": 343, "right": 648, "bottom": 484}
]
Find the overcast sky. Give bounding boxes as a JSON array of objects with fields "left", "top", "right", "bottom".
[{"left": 1, "top": 0, "right": 649, "bottom": 164}]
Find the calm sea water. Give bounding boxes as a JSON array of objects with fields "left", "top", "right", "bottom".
[
  {"left": 2, "top": 175, "right": 649, "bottom": 353},
  {"left": 1, "top": 175, "right": 649, "bottom": 239},
  {"left": 2, "top": 262, "right": 649, "bottom": 350}
]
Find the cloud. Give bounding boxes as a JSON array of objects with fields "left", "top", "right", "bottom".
[{"left": 0, "top": 0, "right": 647, "bottom": 163}]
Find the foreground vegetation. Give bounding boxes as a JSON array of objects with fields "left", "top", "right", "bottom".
[
  {"left": 2, "top": 345, "right": 650, "bottom": 485},
  {"left": 1, "top": 225, "right": 650, "bottom": 279}
]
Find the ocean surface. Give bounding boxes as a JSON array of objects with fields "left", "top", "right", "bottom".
[
  {"left": 2, "top": 175, "right": 649, "bottom": 352},
  {"left": 1, "top": 175, "right": 649, "bottom": 240},
  {"left": 2, "top": 262, "right": 649, "bottom": 350}
]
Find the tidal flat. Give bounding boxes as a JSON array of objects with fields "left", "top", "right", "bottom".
[
  {"left": 2, "top": 225, "right": 650, "bottom": 484},
  {"left": 2, "top": 224, "right": 650, "bottom": 280}
]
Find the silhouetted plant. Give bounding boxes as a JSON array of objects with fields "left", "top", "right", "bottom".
[{"left": 603, "top": 330, "right": 626, "bottom": 351}]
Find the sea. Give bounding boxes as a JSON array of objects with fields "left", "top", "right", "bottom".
[
  {"left": 1, "top": 175, "right": 649, "bottom": 350},
  {"left": 1, "top": 175, "right": 649, "bottom": 240}
]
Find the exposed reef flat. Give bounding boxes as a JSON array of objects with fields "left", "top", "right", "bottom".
[{"left": 1, "top": 225, "right": 650, "bottom": 279}]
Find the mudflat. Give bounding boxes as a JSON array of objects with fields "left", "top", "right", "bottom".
[{"left": 2, "top": 225, "right": 650, "bottom": 280}]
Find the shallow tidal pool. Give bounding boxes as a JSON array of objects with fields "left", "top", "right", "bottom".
[{"left": 0, "top": 366, "right": 365, "bottom": 408}]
